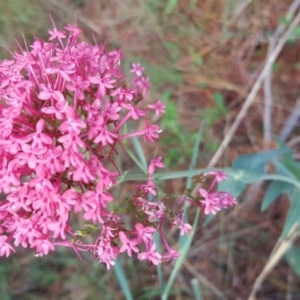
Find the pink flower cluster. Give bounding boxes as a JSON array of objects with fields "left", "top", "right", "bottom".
[
  {"left": 0, "top": 24, "right": 236, "bottom": 268},
  {"left": 198, "top": 171, "right": 237, "bottom": 215}
]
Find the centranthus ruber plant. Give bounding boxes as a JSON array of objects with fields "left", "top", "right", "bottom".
[{"left": 0, "top": 23, "right": 236, "bottom": 269}]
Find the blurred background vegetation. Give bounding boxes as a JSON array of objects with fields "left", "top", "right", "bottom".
[{"left": 2, "top": 0, "right": 300, "bottom": 299}]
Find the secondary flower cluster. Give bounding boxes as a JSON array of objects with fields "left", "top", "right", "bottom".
[{"left": 0, "top": 24, "right": 236, "bottom": 268}]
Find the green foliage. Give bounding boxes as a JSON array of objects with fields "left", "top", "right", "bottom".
[
  {"left": 281, "top": 189, "right": 300, "bottom": 237},
  {"left": 162, "top": 209, "right": 200, "bottom": 300},
  {"left": 164, "top": 0, "right": 179, "bottom": 16},
  {"left": 180, "top": 124, "right": 203, "bottom": 248},
  {"left": 285, "top": 245, "right": 300, "bottom": 276},
  {"left": 190, "top": 0, "right": 198, "bottom": 10},
  {"left": 189, "top": 46, "right": 203, "bottom": 66},
  {"left": 201, "top": 92, "right": 228, "bottom": 128},
  {"left": 279, "top": 15, "right": 293, "bottom": 26},
  {"left": 272, "top": 62, "right": 280, "bottom": 71},
  {"left": 232, "top": 148, "right": 290, "bottom": 178},
  {"left": 197, "top": 82, "right": 207, "bottom": 89},
  {"left": 29, "top": 258, "right": 59, "bottom": 288},
  {"left": 114, "top": 260, "right": 133, "bottom": 300},
  {"left": 0, "top": 258, "right": 15, "bottom": 300},
  {"left": 132, "top": 58, "right": 182, "bottom": 87},
  {"left": 134, "top": 286, "right": 166, "bottom": 299},
  {"left": 291, "top": 26, "right": 300, "bottom": 38},
  {"left": 295, "top": 62, "right": 300, "bottom": 70},
  {"left": 199, "top": 92, "right": 228, "bottom": 152},
  {"left": 160, "top": 90, "right": 197, "bottom": 167},
  {"left": 0, "top": 0, "right": 49, "bottom": 58},
  {"left": 278, "top": 13, "right": 296, "bottom": 44},
  {"left": 228, "top": 139, "right": 300, "bottom": 240},
  {"left": 261, "top": 180, "right": 292, "bottom": 211},
  {"left": 191, "top": 278, "right": 203, "bottom": 300},
  {"left": 165, "top": 42, "right": 181, "bottom": 61}
]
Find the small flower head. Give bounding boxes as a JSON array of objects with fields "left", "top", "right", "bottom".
[
  {"left": 130, "top": 63, "right": 145, "bottom": 77},
  {"left": 119, "top": 231, "right": 139, "bottom": 257},
  {"left": 137, "top": 243, "right": 162, "bottom": 265},
  {"left": 148, "top": 100, "right": 166, "bottom": 117}
]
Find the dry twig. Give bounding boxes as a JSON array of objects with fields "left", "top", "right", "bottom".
[
  {"left": 264, "top": 0, "right": 300, "bottom": 145},
  {"left": 183, "top": 260, "right": 228, "bottom": 299},
  {"left": 280, "top": 98, "right": 300, "bottom": 141},
  {"left": 248, "top": 224, "right": 298, "bottom": 300},
  {"left": 207, "top": 9, "right": 300, "bottom": 169}
]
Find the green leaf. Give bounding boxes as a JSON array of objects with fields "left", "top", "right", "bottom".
[
  {"left": 197, "top": 82, "right": 207, "bottom": 89},
  {"left": 282, "top": 156, "right": 300, "bottom": 181},
  {"left": 186, "top": 124, "right": 203, "bottom": 189},
  {"left": 276, "top": 138, "right": 300, "bottom": 179},
  {"left": 291, "top": 26, "right": 300, "bottom": 40},
  {"left": 295, "top": 62, "right": 300, "bottom": 70},
  {"left": 282, "top": 189, "right": 300, "bottom": 238},
  {"left": 126, "top": 149, "right": 147, "bottom": 174},
  {"left": 123, "top": 168, "right": 300, "bottom": 188},
  {"left": 190, "top": 0, "right": 197, "bottom": 10},
  {"left": 162, "top": 209, "right": 200, "bottom": 300},
  {"left": 117, "top": 171, "right": 129, "bottom": 184},
  {"left": 155, "top": 169, "right": 209, "bottom": 180},
  {"left": 123, "top": 168, "right": 210, "bottom": 182},
  {"left": 232, "top": 148, "right": 290, "bottom": 176},
  {"left": 164, "top": 0, "right": 178, "bottom": 15},
  {"left": 180, "top": 124, "right": 203, "bottom": 248},
  {"left": 272, "top": 62, "right": 280, "bottom": 71},
  {"left": 134, "top": 58, "right": 181, "bottom": 85},
  {"left": 202, "top": 213, "right": 215, "bottom": 226},
  {"left": 154, "top": 232, "right": 165, "bottom": 292},
  {"left": 285, "top": 245, "right": 300, "bottom": 276},
  {"left": 114, "top": 259, "right": 133, "bottom": 300},
  {"left": 218, "top": 169, "right": 246, "bottom": 197},
  {"left": 191, "top": 278, "right": 203, "bottom": 300},
  {"left": 189, "top": 47, "right": 203, "bottom": 66},
  {"left": 162, "top": 101, "right": 178, "bottom": 129},
  {"left": 137, "top": 287, "right": 167, "bottom": 300},
  {"left": 212, "top": 92, "right": 225, "bottom": 110},
  {"left": 273, "top": 158, "right": 297, "bottom": 179},
  {"left": 279, "top": 15, "right": 293, "bottom": 26},
  {"left": 130, "top": 135, "right": 148, "bottom": 170},
  {"left": 256, "top": 174, "right": 300, "bottom": 189},
  {"left": 261, "top": 180, "right": 292, "bottom": 211}
]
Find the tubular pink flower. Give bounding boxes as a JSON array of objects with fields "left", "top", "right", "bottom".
[
  {"left": 32, "top": 239, "right": 55, "bottom": 257},
  {"left": 0, "top": 236, "right": 15, "bottom": 257},
  {"left": 118, "top": 231, "right": 139, "bottom": 257},
  {"left": 173, "top": 216, "right": 192, "bottom": 236},
  {"left": 135, "top": 223, "right": 155, "bottom": 243},
  {"left": 93, "top": 126, "right": 117, "bottom": 145},
  {"left": 130, "top": 63, "right": 145, "bottom": 77},
  {"left": 199, "top": 188, "right": 221, "bottom": 215},
  {"left": 38, "top": 84, "right": 65, "bottom": 102},
  {"left": 137, "top": 243, "right": 162, "bottom": 265},
  {"left": 48, "top": 27, "right": 66, "bottom": 41},
  {"left": 148, "top": 156, "right": 165, "bottom": 176},
  {"left": 59, "top": 106, "right": 86, "bottom": 134},
  {"left": 41, "top": 99, "right": 68, "bottom": 120},
  {"left": 135, "top": 77, "right": 150, "bottom": 96},
  {"left": 143, "top": 122, "right": 161, "bottom": 143},
  {"left": 199, "top": 188, "right": 237, "bottom": 215},
  {"left": 148, "top": 100, "right": 166, "bottom": 117},
  {"left": 89, "top": 75, "right": 116, "bottom": 97},
  {"left": 163, "top": 248, "right": 180, "bottom": 261}
]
